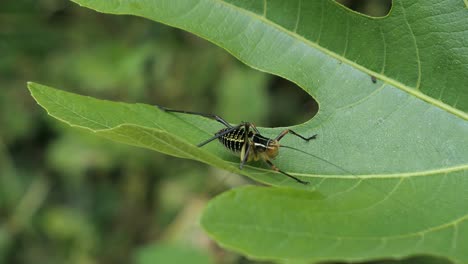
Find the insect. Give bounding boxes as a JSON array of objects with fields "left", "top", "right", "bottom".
[{"left": 157, "top": 105, "right": 317, "bottom": 184}]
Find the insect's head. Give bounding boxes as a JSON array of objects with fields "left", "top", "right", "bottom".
[
  {"left": 264, "top": 139, "right": 280, "bottom": 158},
  {"left": 252, "top": 134, "right": 279, "bottom": 158}
]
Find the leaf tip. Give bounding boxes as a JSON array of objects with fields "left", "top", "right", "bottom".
[
  {"left": 26, "top": 82, "right": 48, "bottom": 103},
  {"left": 27, "top": 81, "right": 40, "bottom": 99},
  {"left": 27, "top": 81, "right": 36, "bottom": 90}
]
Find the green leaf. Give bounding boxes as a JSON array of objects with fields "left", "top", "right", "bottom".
[
  {"left": 32, "top": 0, "right": 468, "bottom": 263},
  {"left": 28, "top": 82, "right": 324, "bottom": 186},
  {"left": 70, "top": 0, "right": 468, "bottom": 115}
]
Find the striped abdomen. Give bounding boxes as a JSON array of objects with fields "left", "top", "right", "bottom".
[{"left": 216, "top": 127, "right": 252, "bottom": 154}]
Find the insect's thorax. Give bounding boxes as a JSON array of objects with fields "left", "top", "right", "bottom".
[{"left": 216, "top": 127, "right": 279, "bottom": 161}]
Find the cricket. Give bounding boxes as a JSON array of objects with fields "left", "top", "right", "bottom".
[{"left": 157, "top": 105, "right": 318, "bottom": 184}]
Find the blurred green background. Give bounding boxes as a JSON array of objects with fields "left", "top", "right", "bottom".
[{"left": 0, "top": 1, "right": 391, "bottom": 264}]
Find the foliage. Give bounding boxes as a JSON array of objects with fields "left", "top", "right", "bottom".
[
  {"left": 1, "top": 0, "right": 269, "bottom": 263},
  {"left": 24, "top": 0, "right": 468, "bottom": 264},
  {"left": 2, "top": 0, "right": 467, "bottom": 263}
]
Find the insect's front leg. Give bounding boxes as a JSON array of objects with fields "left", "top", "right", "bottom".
[{"left": 275, "top": 129, "right": 317, "bottom": 142}]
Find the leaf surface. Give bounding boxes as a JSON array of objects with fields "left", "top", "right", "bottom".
[{"left": 32, "top": 0, "right": 468, "bottom": 262}]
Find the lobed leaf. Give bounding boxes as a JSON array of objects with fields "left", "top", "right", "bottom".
[{"left": 30, "top": 0, "right": 468, "bottom": 262}]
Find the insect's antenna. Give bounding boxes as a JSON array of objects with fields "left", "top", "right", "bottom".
[{"left": 279, "top": 145, "right": 355, "bottom": 176}]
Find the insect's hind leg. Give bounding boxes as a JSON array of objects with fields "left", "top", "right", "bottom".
[
  {"left": 265, "top": 160, "right": 309, "bottom": 185},
  {"left": 156, "top": 105, "right": 232, "bottom": 128},
  {"left": 275, "top": 129, "right": 317, "bottom": 142},
  {"left": 196, "top": 124, "right": 242, "bottom": 147}
]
